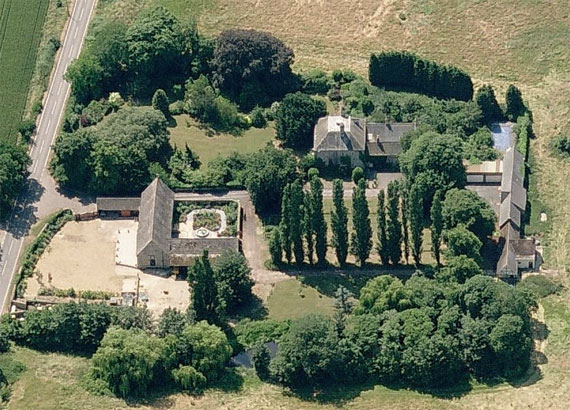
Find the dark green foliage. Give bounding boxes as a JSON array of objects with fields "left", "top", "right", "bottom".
[
  {"left": 290, "top": 181, "right": 305, "bottom": 265},
  {"left": 376, "top": 190, "right": 389, "bottom": 265},
  {"left": 331, "top": 179, "right": 349, "bottom": 266},
  {"left": 274, "top": 92, "right": 327, "bottom": 149},
  {"left": 252, "top": 344, "right": 271, "bottom": 380},
  {"left": 250, "top": 106, "right": 267, "bottom": 128},
  {"left": 213, "top": 249, "right": 254, "bottom": 310},
  {"left": 113, "top": 306, "right": 154, "bottom": 332},
  {"left": 399, "top": 131, "right": 466, "bottom": 210},
  {"left": 442, "top": 188, "right": 497, "bottom": 241},
  {"left": 408, "top": 183, "right": 423, "bottom": 266},
  {"left": 351, "top": 167, "right": 364, "bottom": 184},
  {"left": 386, "top": 181, "right": 402, "bottom": 265},
  {"left": 17, "top": 119, "right": 36, "bottom": 142},
  {"left": 490, "top": 314, "right": 532, "bottom": 378},
  {"left": 350, "top": 179, "right": 372, "bottom": 267},
  {"left": 269, "top": 227, "right": 283, "bottom": 266},
  {"left": 515, "top": 113, "right": 533, "bottom": 160},
  {"left": 517, "top": 275, "right": 561, "bottom": 298},
  {"left": 213, "top": 29, "right": 295, "bottom": 110},
  {"left": 271, "top": 314, "right": 346, "bottom": 386},
  {"left": 303, "top": 193, "right": 315, "bottom": 265},
  {"left": 243, "top": 146, "right": 298, "bottom": 215},
  {"left": 152, "top": 89, "right": 170, "bottom": 117},
  {"left": 157, "top": 308, "right": 190, "bottom": 337},
  {"left": 464, "top": 127, "right": 498, "bottom": 162},
  {"left": 310, "top": 176, "right": 327, "bottom": 265},
  {"left": 169, "top": 144, "right": 201, "bottom": 184},
  {"left": 475, "top": 85, "right": 503, "bottom": 123},
  {"left": 430, "top": 191, "right": 443, "bottom": 266},
  {"left": 51, "top": 107, "right": 172, "bottom": 195},
  {"left": 234, "top": 319, "right": 289, "bottom": 349},
  {"left": 355, "top": 276, "right": 410, "bottom": 315},
  {"left": 505, "top": 84, "right": 525, "bottom": 121},
  {"left": 188, "top": 251, "right": 225, "bottom": 326},
  {"left": 437, "top": 255, "right": 482, "bottom": 283},
  {"left": 300, "top": 69, "right": 333, "bottom": 95},
  {"left": 280, "top": 184, "right": 292, "bottom": 263},
  {"left": 444, "top": 225, "right": 483, "bottom": 263},
  {"left": 368, "top": 51, "right": 473, "bottom": 101},
  {"left": 399, "top": 182, "right": 410, "bottom": 264},
  {"left": 551, "top": 135, "right": 570, "bottom": 157},
  {"left": 0, "top": 140, "right": 30, "bottom": 217},
  {"left": 333, "top": 286, "right": 354, "bottom": 334}
]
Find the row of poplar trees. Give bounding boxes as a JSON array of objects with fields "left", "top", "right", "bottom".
[{"left": 270, "top": 177, "right": 445, "bottom": 268}]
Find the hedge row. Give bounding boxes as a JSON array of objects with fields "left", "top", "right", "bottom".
[
  {"left": 515, "top": 113, "right": 533, "bottom": 161},
  {"left": 15, "top": 209, "right": 73, "bottom": 297},
  {"left": 369, "top": 51, "right": 473, "bottom": 101},
  {"left": 37, "top": 286, "right": 117, "bottom": 300}
]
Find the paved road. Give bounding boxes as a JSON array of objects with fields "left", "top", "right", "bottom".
[{"left": 0, "top": 0, "right": 97, "bottom": 312}]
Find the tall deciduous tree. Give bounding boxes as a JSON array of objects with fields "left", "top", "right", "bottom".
[
  {"left": 310, "top": 176, "right": 327, "bottom": 266},
  {"left": 377, "top": 190, "right": 389, "bottom": 265},
  {"left": 408, "top": 183, "right": 424, "bottom": 266},
  {"left": 290, "top": 180, "right": 305, "bottom": 266},
  {"left": 445, "top": 225, "right": 483, "bottom": 264},
  {"left": 399, "top": 181, "right": 410, "bottom": 264},
  {"left": 442, "top": 188, "right": 497, "bottom": 242},
  {"left": 187, "top": 251, "right": 224, "bottom": 326},
  {"left": 0, "top": 140, "right": 30, "bottom": 217},
  {"left": 213, "top": 249, "right": 254, "bottom": 310},
  {"left": 269, "top": 227, "right": 283, "bottom": 266},
  {"left": 386, "top": 181, "right": 402, "bottom": 265},
  {"left": 274, "top": 92, "right": 327, "bottom": 149},
  {"left": 351, "top": 179, "right": 372, "bottom": 267},
  {"left": 303, "top": 193, "right": 315, "bottom": 265},
  {"left": 331, "top": 179, "right": 349, "bottom": 266},
  {"left": 430, "top": 191, "right": 443, "bottom": 267}
]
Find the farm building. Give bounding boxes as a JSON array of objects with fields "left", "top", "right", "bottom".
[
  {"left": 312, "top": 115, "right": 415, "bottom": 168},
  {"left": 97, "top": 178, "right": 241, "bottom": 271}
]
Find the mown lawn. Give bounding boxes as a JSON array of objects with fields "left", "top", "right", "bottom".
[
  {"left": 169, "top": 114, "right": 275, "bottom": 166},
  {"left": 265, "top": 278, "right": 334, "bottom": 320},
  {"left": 0, "top": 0, "right": 49, "bottom": 142}
]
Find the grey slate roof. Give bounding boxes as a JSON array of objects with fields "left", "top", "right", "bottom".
[
  {"left": 499, "top": 194, "right": 521, "bottom": 229},
  {"left": 169, "top": 238, "right": 240, "bottom": 266},
  {"left": 366, "top": 122, "right": 416, "bottom": 156},
  {"left": 313, "top": 116, "right": 366, "bottom": 152},
  {"left": 501, "top": 148, "right": 525, "bottom": 194},
  {"left": 136, "top": 178, "right": 174, "bottom": 257},
  {"left": 497, "top": 241, "right": 517, "bottom": 277},
  {"left": 96, "top": 197, "right": 140, "bottom": 212},
  {"left": 511, "top": 239, "right": 536, "bottom": 258}
]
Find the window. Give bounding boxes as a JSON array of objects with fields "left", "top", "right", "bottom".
[{"left": 149, "top": 255, "right": 156, "bottom": 267}]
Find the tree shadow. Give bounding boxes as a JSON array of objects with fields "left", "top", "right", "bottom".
[
  {"left": 208, "top": 367, "right": 245, "bottom": 393},
  {"left": 55, "top": 183, "right": 95, "bottom": 206},
  {"left": 230, "top": 295, "right": 268, "bottom": 321},
  {"left": 5, "top": 178, "right": 44, "bottom": 239},
  {"left": 283, "top": 379, "right": 378, "bottom": 406}
]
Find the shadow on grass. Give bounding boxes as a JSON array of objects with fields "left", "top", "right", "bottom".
[{"left": 230, "top": 295, "right": 268, "bottom": 321}]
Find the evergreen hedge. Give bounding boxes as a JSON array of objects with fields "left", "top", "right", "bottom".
[{"left": 369, "top": 51, "right": 473, "bottom": 101}]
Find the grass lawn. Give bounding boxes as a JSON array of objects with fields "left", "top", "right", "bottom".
[
  {"left": 0, "top": 0, "right": 49, "bottom": 142},
  {"left": 265, "top": 278, "right": 334, "bottom": 320},
  {"left": 169, "top": 114, "right": 275, "bottom": 166}
]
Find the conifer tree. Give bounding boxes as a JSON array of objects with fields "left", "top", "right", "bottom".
[
  {"left": 505, "top": 84, "right": 525, "bottom": 121},
  {"left": 290, "top": 180, "right": 305, "bottom": 266},
  {"left": 303, "top": 193, "right": 314, "bottom": 265},
  {"left": 333, "top": 285, "right": 354, "bottom": 335},
  {"left": 280, "top": 184, "right": 292, "bottom": 263},
  {"left": 431, "top": 190, "right": 443, "bottom": 267},
  {"left": 331, "top": 179, "right": 349, "bottom": 266},
  {"left": 187, "top": 251, "right": 224, "bottom": 326},
  {"left": 152, "top": 89, "right": 170, "bottom": 117},
  {"left": 409, "top": 183, "right": 424, "bottom": 266},
  {"left": 311, "top": 176, "right": 327, "bottom": 266},
  {"left": 350, "top": 179, "right": 372, "bottom": 268},
  {"left": 386, "top": 181, "right": 402, "bottom": 265},
  {"left": 377, "top": 190, "right": 389, "bottom": 265},
  {"left": 399, "top": 181, "right": 410, "bottom": 264},
  {"left": 269, "top": 227, "right": 282, "bottom": 266}
]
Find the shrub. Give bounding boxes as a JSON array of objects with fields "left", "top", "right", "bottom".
[
  {"left": 252, "top": 344, "right": 271, "bottom": 380},
  {"left": 301, "top": 70, "right": 333, "bottom": 95},
  {"left": 552, "top": 135, "right": 570, "bottom": 158},
  {"left": 18, "top": 120, "right": 36, "bottom": 142},
  {"left": 250, "top": 106, "right": 267, "bottom": 128},
  {"left": 234, "top": 319, "right": 289, "bottom": 349},
  {"left": 352, "top": 167, "right": 364, "bottom": 184},
  {"left": 515, "top": 113, "right": 533, "bottom": 160},
  {"left": 517, "top": 275, "right": 561, "bottom": 298}
]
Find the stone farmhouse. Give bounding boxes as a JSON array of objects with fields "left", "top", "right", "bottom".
[
  {"left": 313, "top": 115, "right": 416, "bottom": 168},
  {"left": 96, "top": 178, "right": 240, "bottom": 271}
]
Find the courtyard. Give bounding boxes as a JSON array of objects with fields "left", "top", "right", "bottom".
[{"left": 24, "top": 219, "right": 190, "bottom": 316}]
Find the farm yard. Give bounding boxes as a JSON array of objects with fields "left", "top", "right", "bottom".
[{"left": 0, "top": 0, "right": 49, "bottom": 142}]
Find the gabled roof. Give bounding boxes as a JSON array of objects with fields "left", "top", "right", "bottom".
[
  {"left": 366, "top": 122, "right": 416, "bottom": 157},
  {"left": 313, "top": 116, "right": 366, "bottom": 152},
  {"left": 497, "top": 241, "right": 517, "bottom": 277},
  {"left": 511, "top": 239, "right": 536, "bottom": 258},
  {"left": 501, "top": 148, "right": 525, "bottom": 194},
  {"left": 136, "top": 178, "right": 174, "bottom": 256},
  {"left": 499, "top": 194, "right": 521, "bottom": 230},
  {"left": 96, "top": 197, "right": 140, "bottom": 212}
]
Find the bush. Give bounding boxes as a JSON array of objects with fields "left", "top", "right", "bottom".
[
  {"left": 18, "top": 120, "right": 36, "bottom": 141},
  {"left": 352, "top": 167, "right": 364, "bottom": 184},
  {"left": 250, "top": 106, "right": 267, "bottom": 128},
  {"left": 234, "top": 319, "right": 289, "bottom": 349},
  {"left": 517, "top": 275, "right": 561, "bottom": 298},
  {"left": 515, "top": 113, "right": 533, "bottom": 160},
  {"left": 252, "top": 344, "right": 271, "bottom": 380},
  {"left": 169, "top": 100, "right": 185, "bottom": 115},
  {"left": 301, "top": 70, "right": 333, "bottom": 95}
]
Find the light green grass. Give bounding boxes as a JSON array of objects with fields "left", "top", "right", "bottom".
[
  {"left": 0, "top": 0, "right": 49, "bottom": 142},
  {"left": 266, "top": 278, "right": 334, "bottom": 320},
  {"left": 169, "top": 114, "right": 275, "bottom": 166}
]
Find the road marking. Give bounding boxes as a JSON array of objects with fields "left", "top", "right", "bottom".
[
  {"left": 73, "top": 28, "right": 78, "bottom": 40},
  {"left": 79, "top": 7, "right": 85, "bottom": 20},
  {"left": 47, "top": 118, "right": 52, "bottom": 129}
]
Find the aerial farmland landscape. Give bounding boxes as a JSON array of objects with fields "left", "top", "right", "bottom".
[{"left": 0, "top": 0, "right": 569, "bottom": 409}]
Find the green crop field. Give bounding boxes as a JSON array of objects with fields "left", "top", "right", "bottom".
[{"left": 0, "top": 0, "right": 49, "bottom": 142}]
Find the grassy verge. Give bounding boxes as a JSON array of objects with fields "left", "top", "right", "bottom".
[
  {"left": 0, "top": 0, "right": 49, "bottom": 142},
  {"left": 23, "top": 0, "right": 70, "bottom": 121},
  {"left": 169, "top": 114, "right": 275, "bottom": 166}
]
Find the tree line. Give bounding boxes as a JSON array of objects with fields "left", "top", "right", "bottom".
[{"left": 369, "top": 51, "right": 474, "bottom": 101}]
